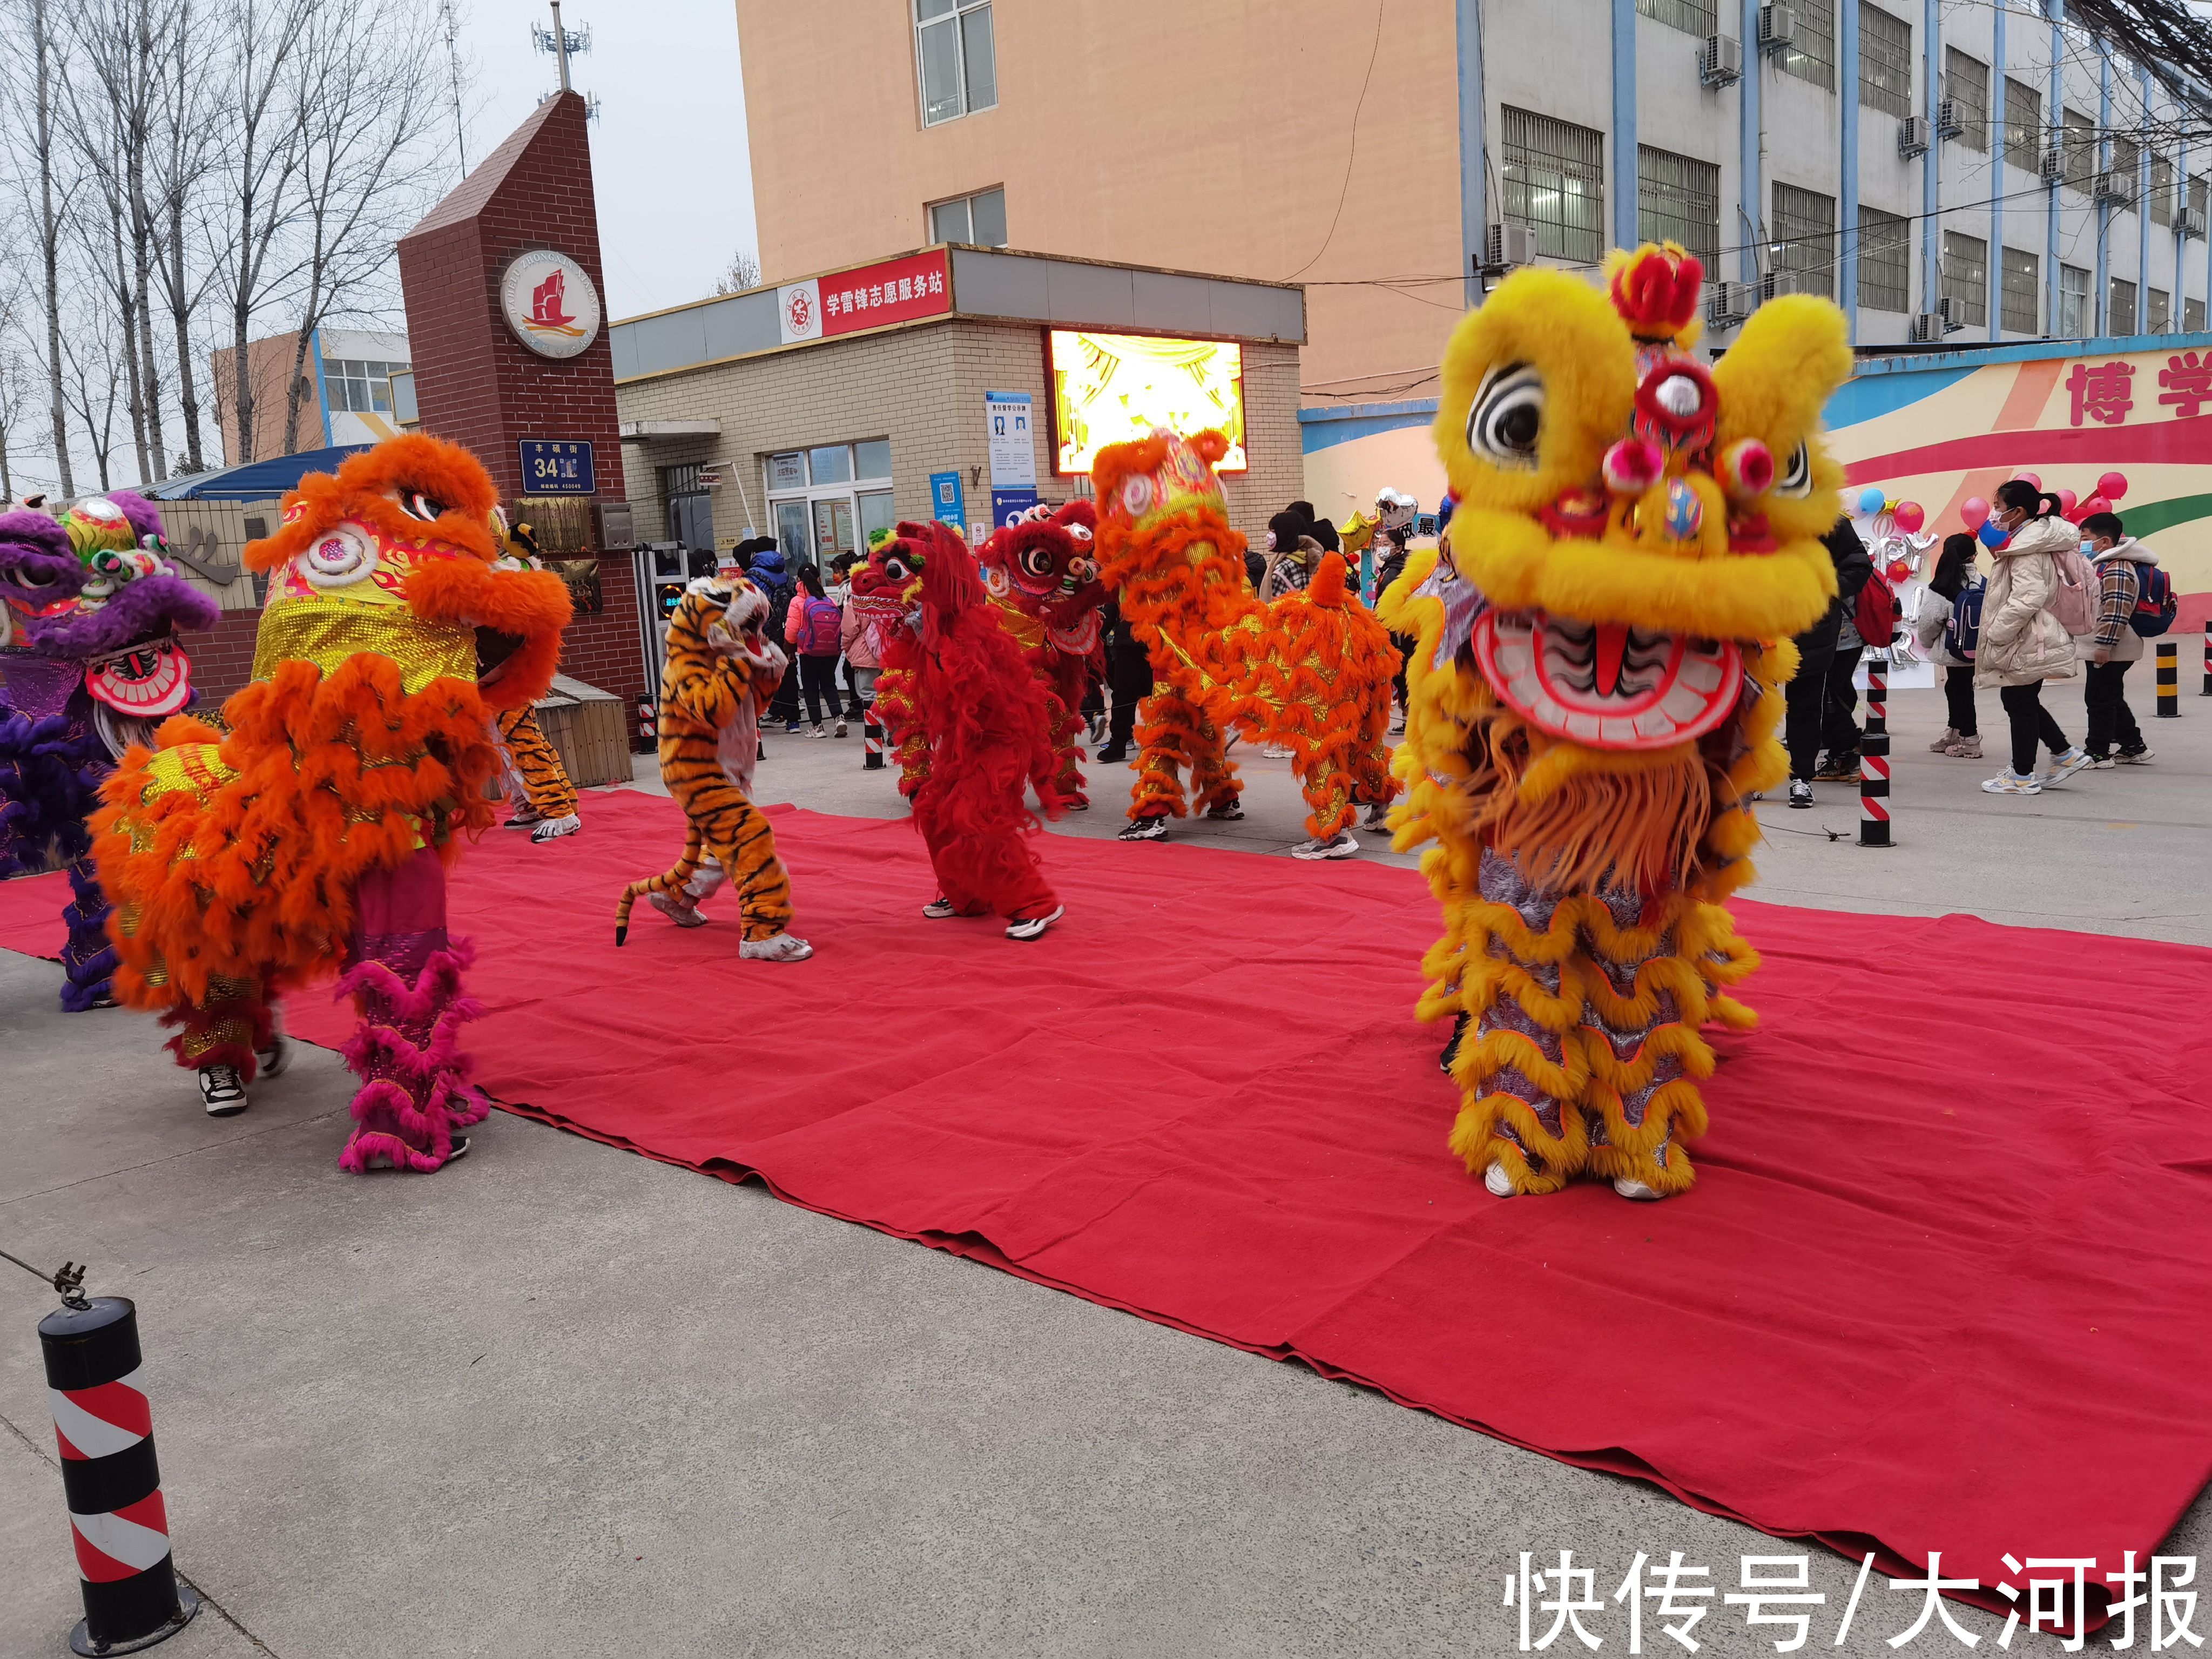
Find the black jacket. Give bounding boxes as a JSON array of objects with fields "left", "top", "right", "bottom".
[
  {"left": 1102, "top": 596, "right": 1154, "bottom": 698},
  {"left": 1795, "top": 517, "right": 1873, "bottom": 658}
]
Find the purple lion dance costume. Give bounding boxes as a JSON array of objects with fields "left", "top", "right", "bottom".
[{"left": 0, "top": 494, "right": 219, "bottom": 1010}]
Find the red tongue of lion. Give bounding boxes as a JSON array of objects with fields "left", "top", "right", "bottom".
[{"left": 1593, "top": 622, "right": 1630, "bottom": 697}]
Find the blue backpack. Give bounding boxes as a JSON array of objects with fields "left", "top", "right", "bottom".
[
  {"left": 2129, "top": 563, "right": 2178, "bottom": 637},
  {"left": 1943, "top": 577, "right": 1985, "bottom": 661}
]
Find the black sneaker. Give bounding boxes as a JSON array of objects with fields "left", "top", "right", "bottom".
[
  {"left": 1203, "top": 799, "right": 1245, "bottom": 821},
  {"left": 1788, "top": 780, "right": 1813, "bottom": 809},
  {"left": 199, "top": 1064, "right": 248, "bottom": 1117},
  {"left": 1118, "top": 815, "right": 1169, "bottom": 842},
  {"left": 1005, "top": 906, "right": 1064, "bottom": 942},
  {"left": 1439, "top": 1010, "right": 1469, "bottom": 1075}
]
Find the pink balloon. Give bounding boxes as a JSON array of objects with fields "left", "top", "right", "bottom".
[
  {"left": 1892, "top": 501, "right": 1925, "bottom": 533},
  {"left": 2077, "top": 494, "right": 2110, "bottom": 522},
  {"left": 2012, "top": 471, "right": 2042, "bottom": 489},
  {"left": 2098, "top": 471, "right": 2128, "bottom": 501},
  {"left": 1960, "top": 496, "right": 1990, "bottom": 531},
  {"left": 2054, "top": 488, "right": 2078, "bottom": 515}
]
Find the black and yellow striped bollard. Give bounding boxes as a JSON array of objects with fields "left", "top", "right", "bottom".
[{"left": 2156, "top": 640, "right": 2179, "bottom": 717}]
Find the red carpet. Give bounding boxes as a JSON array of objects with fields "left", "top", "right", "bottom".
[{"left": 6, "top": 786, "right": 2209, "bottom": 1620}]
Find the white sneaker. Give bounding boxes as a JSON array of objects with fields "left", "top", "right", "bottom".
[
  {"left": 1980, "top": 769, "right": 2043, "bottom": 795},
  {"left": 2042, "top": 747, "right": 2094, "bottom": 785},
  {"left": 808, "top": 724, "right": 829, "bottom": 739},
  {"left": 2116, "top": 746, "right": 2155, "bottom": 764},
  {"left": 1290, "top": 831, "right": 1360, "bottom": 860},
  {"left": 1612, "top": 1176, "right": 1667, "bottom": 1201},
  {"left": 1482, "top": 1162, "right": 1516, "bottom": 1198},
  {"left": 740, "top": 933, "right": 813, "bottom": 962},
  {"left": 922, "top": 897, "right": 959, "bottom": 919},
  {"left": 1006, "top": 906, "right": 1064, "bottom": 942},
  {"left": 833, "top": 718, "right": 848, "bottom": 738},
  {"left": 648, "top": 891, "right": 708, "bottom": 928},
  {"left": 530, "top": 812, "right": 582, "bottom": 842},
  {"left": 199, "top": 1064, "right": 248, "bottom": 1117},
  {"left": 1203, "top": 799, "right": 1245, "bottom": 821},
  {"left": 1260, "top": 744, "right": 1293, "bottom": 759},
  {"left": 257, "top": 1015, "right": 291, "bottom": 1081},
  {"left": 1118, "top": 815, "right": 1170, "bottom": 842}
]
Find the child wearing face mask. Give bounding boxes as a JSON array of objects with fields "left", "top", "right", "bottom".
[
  {"left": 1974, "top": 480, "right": 2092, "bottom": 795},
  {"left": 2079, "top": 510, "right": 2157, "bottom": 766},
  {"left": 1913, "top": 533, "right": 1985, "bottom": 760}
]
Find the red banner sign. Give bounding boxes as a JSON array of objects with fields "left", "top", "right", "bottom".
[{"left": 818, "top": 249, "right": 951, "bottom": 336}]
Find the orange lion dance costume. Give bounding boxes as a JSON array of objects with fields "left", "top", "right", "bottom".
[
  {"left": 92, "top": 435, "right": 572, "bottom": 1170},
  {"left": 1090, "top": 429, "right": 1397, "bottom": 858},
  {"left": 876, "top": 520, "right": 1068, "bottom": 939},
  {"left": 1380, "top": 245, "right": 1851, "bottom": 1200}
]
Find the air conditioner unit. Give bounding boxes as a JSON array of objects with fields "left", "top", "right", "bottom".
[
  {"left": 1898, "top": 116, "right": 1930, "bottom": 158},
  {"left": 1757, "top": 3, "right": 1795, "bottom": 53},
  {"left": 2186, "top": 206, "right": 2208, "bottom": 240},
  {"left": 1937, "top": 296, "right": 1961, "bottom": 329},
  {"left": 1700, "top": 32, "right": 1743, "bottom": 86},
  {"left": 1909, "top": 311, "right": 1945, "bottom": 343},
  {"left": 1707, "top": 280, "right": 1754, "bottom": 326},
  {"left": 1936, "top": 99, "right": 1965, "bottom": 139},
  {"left": 2038, "top": 147, "right": 2064, "bottom": 184},
  {"left": 2094, "top": 170, "right": 2134, "bottom": 206},
  {"left": 1484, "top": 221, "right": 1537, "bottom": 269}
]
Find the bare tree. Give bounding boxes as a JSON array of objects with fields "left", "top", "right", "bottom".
[
  {"left": 278, "top": 0, "right": 444, "bottom": 455},
  {"left": 714, "top": 248, "right": 761, "bottom": 295},
  {"left": 60, "top": 294, "right": 126, "bottom": 489},
  {"left": 1, "top": 0, "right": 79, "bottom": 497}
]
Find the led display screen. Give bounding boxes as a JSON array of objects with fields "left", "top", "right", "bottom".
[{"left": 1048, "top": 330, "right": 1246, "bottom": 475}]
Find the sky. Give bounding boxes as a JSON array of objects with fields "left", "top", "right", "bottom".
[{"left": 454, "top": 0, "right": 761, "bottom": 320}]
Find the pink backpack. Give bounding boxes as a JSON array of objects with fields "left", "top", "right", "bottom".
[{"left": 2047, "top": 542, "right": 2098, "bottom": 637}]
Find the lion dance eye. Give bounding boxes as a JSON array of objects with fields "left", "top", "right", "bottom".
[
  {"left": 1065, "top": 523, "right": 1092, "bottom": 544},
  {"left": 884, "top": 557, "right": 911, "bottom": 582},
  {"left": 5, "top": 565, "right": 59, "bottom": 592},
  {"left": 1771, "top": 441, "right": 1813, "bottom": 498},
  {"left": 299, "top": 524, "right": 380, "bottom": 588},
  {"left": 1466, "top": 364, "right": 1545, "bottom": 469},
  {"left": 1019, "top": 546, "right": 1055, "bottom": 578},
  {"left": 399, "top": 491, "right": 448, "bottom": 523}
]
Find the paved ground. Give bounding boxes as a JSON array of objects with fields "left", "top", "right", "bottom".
[{"left": 3, "top": 671, "right": 2204, "bottom": 1657}]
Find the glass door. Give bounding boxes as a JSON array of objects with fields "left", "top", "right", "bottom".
[
  {"left": 773, "top": 499, "right": 810, "bottom": 562},
  {"left": 811, "top": 496, "right": 857, "bottom": 566},
  {"left": 858, "top": 489, "right": 896, "bottom": 551}
]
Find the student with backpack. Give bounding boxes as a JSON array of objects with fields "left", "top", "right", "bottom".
[
  {"left": 784, "top": 562, "right": 848, "bottom": 738},
  {"left": 1975, "top": 480, "right": 2093, "bottom": 795},
  {"left": 1913, "top": 534, "right": 1986, "bottom": 758},
  {"left": 2080, "top": 509, "right": 2170, "bottom": 766},
  {"left": 1784, "top": 517, "right": 1872, "bottom": 806}
]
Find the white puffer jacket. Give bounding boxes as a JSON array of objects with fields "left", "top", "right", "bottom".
[{"left": 1974, "top": 515, "right": 2079, "bottom": 688}]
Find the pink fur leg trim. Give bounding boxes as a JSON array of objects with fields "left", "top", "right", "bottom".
[{"left": 334, "top": 940, "right": 487, "bottom": 1174}]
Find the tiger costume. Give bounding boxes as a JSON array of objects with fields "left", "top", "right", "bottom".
[
  {"left": 495, "top": 705, "right": 581, "bottom": 839},
  {"left": 615, "top": 572, "right": 811, "bottom": 961}
]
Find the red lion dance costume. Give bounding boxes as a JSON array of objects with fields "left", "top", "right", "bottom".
[
  {"left": 92, "top": 435, "right": 573, "bottom": 1170},
  {"left": 975, "top": 501, "right": 1106, "bottom": 806},
  {"left": 875, "top": 520, "right": 1068, "bottom": 940}
]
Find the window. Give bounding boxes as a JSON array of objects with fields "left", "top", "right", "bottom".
[
  {"left": 1637, "top": 146, "right": 1721, "bottom": 272},
  {"left": 660, "top": 463, "right": 712, "bottom": 550},
  {"left": 1772, "top": 183, "right": 1836, "bottom": 300},
  {"left": 2002, "top": 78, "right": 2042, "bottom": 173},
  {"left": 1859, "top": 7, "right": 1912, "bottom": 117},
  {"left": 2062, "top": 109, "right": 2095, "bottom": 193},
  {"left": 2188, "top": 298, "right": 2207, "bottom": 332},
  {"left": 915, "top": 0, "right": 994, "bottom": 126},
  {"left": 1636, "top": 0, "right": 1715, "bottom": 34},
  {"left": 1941, "top": 231, "right": 1988, "bottom": 327},
  {"left": 2150, "top": 154, "right": 2174, "bottom": 226},
  {"left": 2193, "top": 176, "right": 2210, "bottom": 222},
  {"left": 2110, "top": 135, "right": 2141, "bottom": 211},
  {"left": 1944, "top": 49, "right": 1988, "bottom": 151},
  {"left": 764, "top": 439, "right": 895, "bottom": 564},
  {"left": 808, "top": 444, "right": 853, "bottom": 484},
  {"left": 2060, "top": 263, "right": 2089, "bottom": 336},
  {"left": 2000, "top": 247, "right": 2039, "bottom": 333},
  {"left": 2110, "top": 276, "right": 2137, "bottom": 335},
  {"left": 928, "top": 187, "right": 1007, "bottom": 247},
  {"left": 325, "top": 357, "right": 409, "bottom": 414},
  {"left": 855, "top": 438, "right": 893, "bottom": 480},
  {"left": 1502, "top": 107, "right": 1606, "bottom": 265},
  {"left": 1781, "top": 0, "right": 1836, "bottom": 90},
  {"left": 2149, "top": 287, "right": 2171, "bottom": 332},
  {"left": 1857, "top": 205, "right": 1911, "bottom": 313}
]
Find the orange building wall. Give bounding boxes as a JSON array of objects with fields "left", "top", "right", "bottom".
[{"left": 734, "top": 0, "right": 1465, "bottom": 399}]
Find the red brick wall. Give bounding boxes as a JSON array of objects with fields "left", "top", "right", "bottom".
[
  {"left": 179, "top": 610, "right": 263, "bottom": 707},
  {"left": 560, "top": 554, "right": 646, "bottom": 699}
]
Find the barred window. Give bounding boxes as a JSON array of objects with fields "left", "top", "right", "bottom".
[
  {"left": 1636, "top": 0, "right": 1716, "bottom": 36},
  {"left": 1857, "top": 205, "right": 1911, "bottom": 313},
  {"left": 2000, "top": 247, "right": 2039, "bottom": 334},
  {"left": 2111, "top": 134, "right": 2141, "bottom": 212},
  {"left": 1638, "top": 146, "right": 1721, "bottom": 272},
  {"left": 1502, "top": 106, "right": 1606, "bottom": 266},
  {"left": 1781, "top": 0, "right": 1836, "bottom": 91},
  {"left": 2188, "top": 297, "right": 2207, "bottom": 332},
  {"left": 1944, "top": 49, "right": 1988, "bottom": 152},
  {"left": 2110, "top": 276, "right": 2137, "bottom": 336},
  {"left": 1859, "top": 6, "right": 1912, "bottom": 117},
  {"left": 1772, "top": 182, "right": 1836, "bottom": 300},
  {"left": 2062, "top": 109, "right": 2095, "bottom": 193},
  {"left": 1941, "top": 231, "right": 1988, "bottom": 327},
  {"left": 2002, "top": 78, "right": 2042, "bottom": 174},
  {"left": 2149, "top": 287, "right": 2170, "bottom": 333},
  {"left": 2060, "top": 264, "right": 2090, "bottom": 336},
  {"left": 2150, "top": 154, "right": 2174, "bottom": 226},
  {"left": 2193, "top": 176, "right": 2210, "bottom": 221}
]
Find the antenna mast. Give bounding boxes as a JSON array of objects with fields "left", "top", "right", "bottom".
[{"left": 440, "top": 0, "right": 467, "bottom": 172}]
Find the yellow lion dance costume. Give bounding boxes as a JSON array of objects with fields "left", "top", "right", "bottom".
[
  {"left": 1091, "top": 429, "right": 1397, "bottom": 858},
  {"left": 1380, "top": 245, "right": 1851, "bottom": 1201},
  {"left": 614, "top": 571, "right": 811, "bottom": 961}
]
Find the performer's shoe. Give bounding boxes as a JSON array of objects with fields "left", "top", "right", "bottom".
[
  {"left": 1438, "top": 1010, "right": 1469, "bottom": 1075},
  {"left": 648, "top": 891, "right": 709, "bottom": 928},
  {"left": 1481, "top": 1163, "right": 1516, "bottom": 1198},
  {"left": 1611, "top": 1176, "right": 1668, "bottom": 1201},
  {"left": 1006, "top": 906, "right": 1064, "bottom": 942},
  {"left": 1361, "top": 801, "right": 1392, "bottom": 830},
  {"left": 1203, "top": 799, "right": 1245, "bottom": 821},
  {"left": 503, "top": 809, "right": 543, "bottom": 830},
  {"left": 1097, "top": 743, "right": 1128, "bottom": 763},
  {"left": 258, "top": 1014, "right": 291, "bottom": 1081},
  {"left": 530, "top": 813, "right": 582, "bottom": 842},
  {"left": 1788, "top": 779, "right": 1813, "bottom": 808},
  {"left": 923, "top": 897, "right": 959, "bottom": 919},
  {"left": 199, "top": 1064, "right": 248, "bottom": 1117},
  {"left": 740, "top": 932, "right": 813, "bottom": 962},
  {"left": 1118, "top": 815, "right": 1169, "bottom": 842},
  {"left": 1290, "top": 831, "right": 1359, "bottom": 860},
  {"left": 344, "top": 1132, "right": 471, "bottom": 1171},
  {"left": 1260, "top": 744, "right": 1293, "bottom": 759}
]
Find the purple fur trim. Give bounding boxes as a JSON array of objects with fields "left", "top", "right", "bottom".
[
  {"left": 31, "top": 574, "right": 219, "bottom": 656},
  {"left": 0, "top": 509, "right": 84, "bottom": 603},
  {"left": 335, "top": 939, "right": 487, "bottom": 1174},
  {"left": 106, "top": 491, "right": 166, "bottom": 545},
  {"left": 59, "top": 855, "right": 116, "bottom": 1011}
]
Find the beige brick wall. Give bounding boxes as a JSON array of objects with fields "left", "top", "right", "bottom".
[{"left": 615, "top": 322, "right": 1304, "bottom": 559}]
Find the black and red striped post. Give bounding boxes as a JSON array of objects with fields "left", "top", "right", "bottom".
[
  {"left": 633, "top": 691, "right": 657, "bottom": 755},
  {"left": 1859, "top": 658, "right": 1891, "bottom": 848},
  {"left": 862, "top": 705, "right": 885, "bottom": 770},
  {"left": 40, "top": 1297, "right": 198, "bottom": 1655}
]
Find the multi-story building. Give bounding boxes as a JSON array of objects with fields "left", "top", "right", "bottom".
[{"left": 211, "top": 328, "right": 414, "bottom": 464}]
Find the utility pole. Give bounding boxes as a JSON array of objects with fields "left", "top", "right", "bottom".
[{"left": 441, "top": 0, "right": 467, "bottom": 172}]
